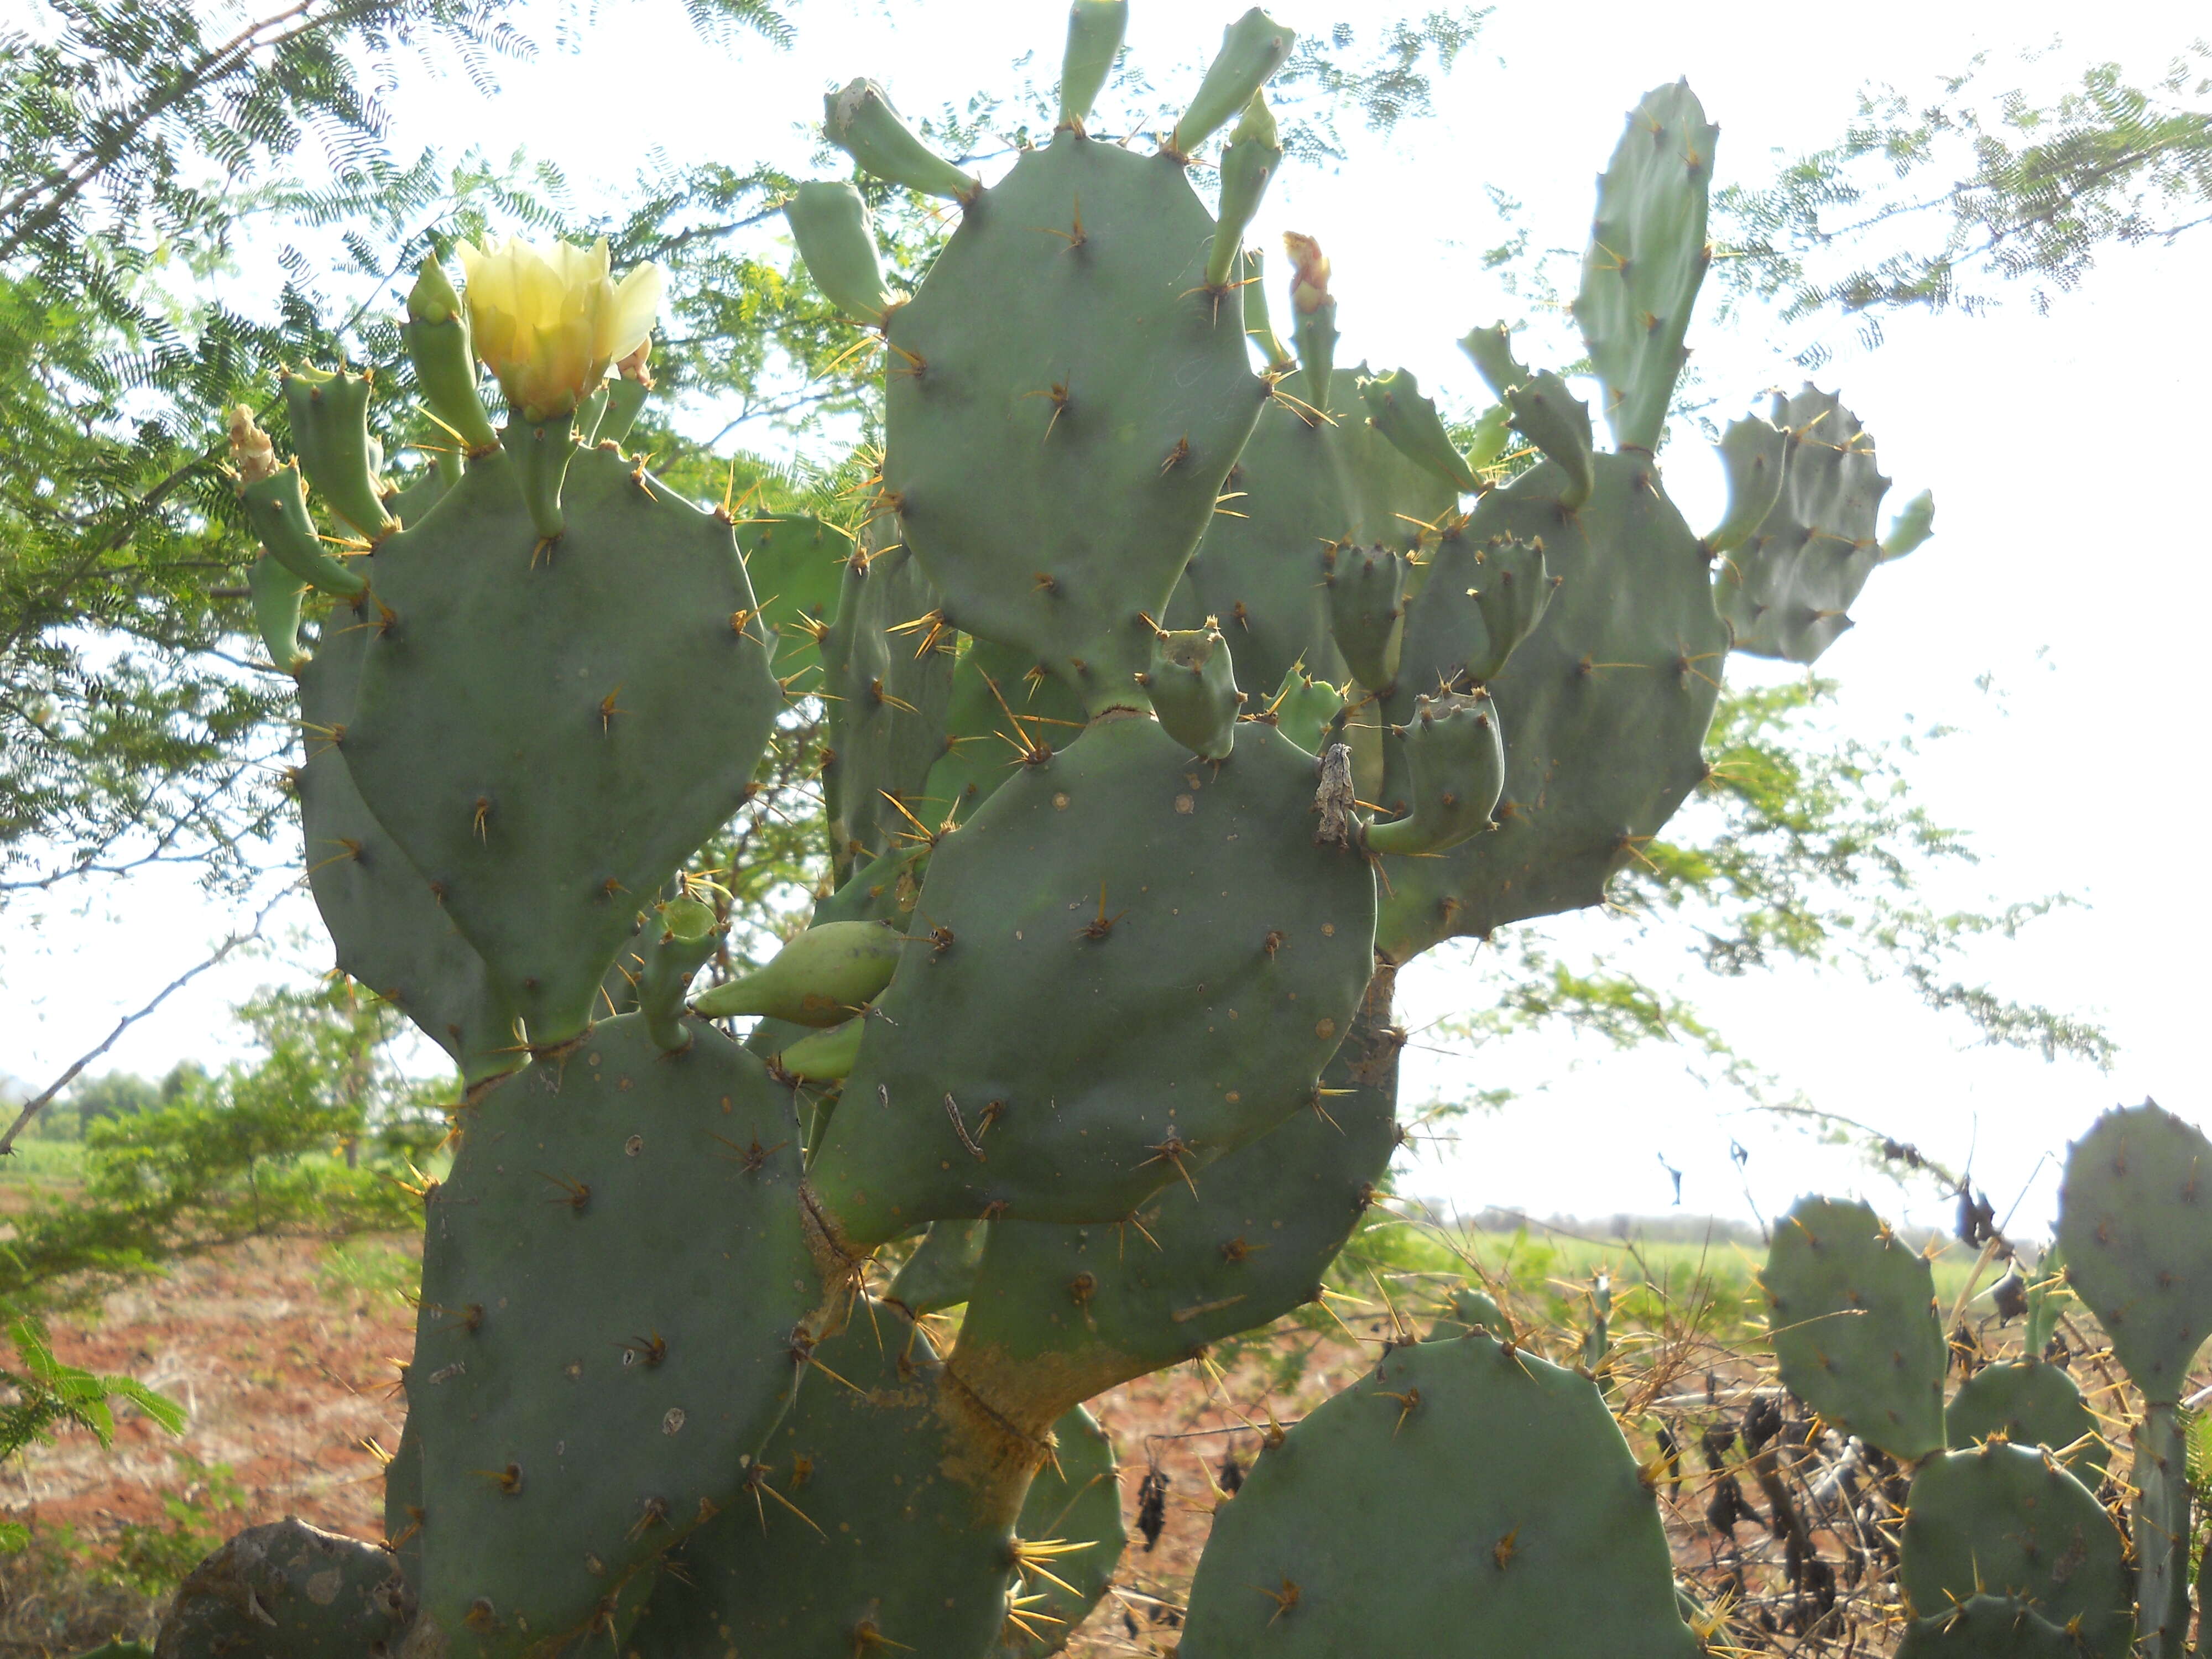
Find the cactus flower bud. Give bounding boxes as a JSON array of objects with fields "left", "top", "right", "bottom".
[
  {"left": 228, "top": 405, "right": 278, "bottom": 483},
  {"left": 1282, "top": 231, "right": 1329, "bottom": 314},
  {"left": 454, "top": 234, "right": 664, "bottom": 420}
]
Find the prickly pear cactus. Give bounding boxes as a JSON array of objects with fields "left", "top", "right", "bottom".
[
  {"left": 1180, "top": 1334, "right": 1700, "bottom": 1656},
  {"left": 1760, "top": 1195, "right": 1946, "bottom": 1460},
  {"left": 1944, "top": 1357, "right": 2106, "bottom": 1483},
  {"left": 181, "top": 9, "right": 1949, "bottom": 1658}
]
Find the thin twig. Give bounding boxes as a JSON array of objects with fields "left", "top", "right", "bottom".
[{"left": 0, "top": 890, "right": 286, "bottom": 1153}]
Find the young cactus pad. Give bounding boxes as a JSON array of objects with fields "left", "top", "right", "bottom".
[
  {"left": 1180, "top": 1334, "right": 1700, "bottom": 1657},
  {"left": 1761, "top": 1195, "right": 1946, "bottom": 1461},
  {"left": 1943, "top": 1358, "right": 2106, "bottom": 1484}
]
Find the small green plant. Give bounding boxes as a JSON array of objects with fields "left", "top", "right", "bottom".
[{"left": 93, "top": 1456, "right": 247, "bottom": 1601}]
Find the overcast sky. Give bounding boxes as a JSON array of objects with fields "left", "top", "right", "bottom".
[{"left": 6, "top": 0, "right": 2204, "bottom": 1244}]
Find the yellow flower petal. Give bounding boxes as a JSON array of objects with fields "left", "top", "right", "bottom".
[{"left": 456, "top": 233, "right": 659, "bottom": 416}]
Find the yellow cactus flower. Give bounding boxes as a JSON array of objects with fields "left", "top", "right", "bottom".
[{"left": 454, "top": 234, "right": 664, "bottom": 419}]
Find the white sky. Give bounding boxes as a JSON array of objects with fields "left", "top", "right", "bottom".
[{"left": 4, "top": 0, "right": 2205, "bottom": 1243}]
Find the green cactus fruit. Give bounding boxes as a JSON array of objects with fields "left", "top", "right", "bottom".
[
  {"left": 1365, "top": 690, "right": 1503, "bottom": 857},
  {"left": 295, "top": 604, "right": 522, "bottom": 1087},
  {"left": 596, "top": 377, "right": 649, "bottom": 448},
  {"left": 1760, "top": 1196, "right": 1945, "bottom": 1461},
  {"left": 2056, "top": 1100, "right": 2212, "bottom": 1400},
  {"left": 806, "top": 714, "right": 1376, "bottom": 1249},
  {"left": 1374, "top": 452, "right": 1718, "bottom": 962},
  {"left": 825, "top": 78, "right": 979, "bottom": 203},
  {"left": 785, "top": 181, "right": 894, "bottom": 328},
  {"left": 1140, "top": 622, "right": 1242, "bottom": 759},
  {"left": 888, "top": 1218, "right": 989, "bottom": 1315},
  {"left": 1259, "top": 667, "right": 1343, "bottom": 757},
  {"left": 998, "top": 1406, "right": 1125, "bottom": 1657},
  {"left": 248, "top": 553, "right": 308, "bottom": 673},
  {"left": 1427, "top": 1283, "right": 1512, "bottom": 1342},
  {"left": 240, "top": 465, "right": 367, "bottom": 597},
  {"left": 629, "top": 1298, "right": 1024, "bottom": 1659},
  {"left": 763, "top": 1014, "right": 867, "bottom": 1082},
  {"left": 1206, "top": 93, "right": 1281, "bottom": 290},
  {"left": 403, "top": 255, "right": 497, "bottom": 455},
  {"left": 1719, "top": 386, "right": 1897, "bottom": 662},
  {"left": 691, "top": 920, "right": 902, "bottom": 1025},
  {"left": 338, "top": 442, "right": 781, "bottom": 1044},
  {"left": 949, "top": 963, "right": 1399, "bottom": 1439},
  {"left": 639, "top": 897, "right": 719, "bottom": 1051},
  {"left": 1324, "top": 544, "right": 1406, "bottom": 691},
  {"left": 1899, "top": 1443, "right": 2131, "bottom": 1658},
  {"left": 1573, "top": 81, "right": 1718, "bottom": 455},
  {"left": 1181, "top": 1333, "right": 1699, "bottom": 1657},
  {"left": 1176, "top": 365, "right": 1453, "bottom": 698},
  {"left": 154, "top": 1519, "right": 410, "bottom": 1659},
  {"left": 1170, "top": 8, "right": 1296, "bottom": 157},
  {"left": 1704, "top": 415, "right": 1787, "bottom": 557},
  {"left": 920, "top": 635, "right": 1088, "bottom": 829},
  {"left": 1500, "top": 371, "right": 1594, "bottom": 512},
  {"left": 733, "top": 511, "right": 848, "bottom": 682},
  {"left": 1385, "top": 530, "right": 1553, "bottom": 797},
  {"left": 1893, "top": 1595, "right": 2078, "bottom": 1659},
  {"left": 882, "top": 132, "right": 1263, "bottom": 711},
  {"left": 1884, "top": 487, "right": 1937, "bottom": 557},
  {"left": 1358, "top": 367, "right": 1477, "bottom": 493},
  {"left": 1057, "top": 1, "right": 1129, "bottom": 132},
  {"left": 405, "top": 1014, "right": 813, "bottom": 1659},
  {"left": 281, "top": 365, "right": 398, "bottom": 543},
  {"left": 1944, "top": 1358, "right": 2106, "bottom": 1484}
]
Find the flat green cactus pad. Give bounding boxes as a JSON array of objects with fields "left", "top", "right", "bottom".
[
  {"left": 1572, "top": 81, "right": 1718, "bottom": 455},
  {"left": 734, "top": 510, "right": 848, "bottom": 681},
  {"left": 951, "top": 969, "right": 1399, "bottom": 1435},
  {"left": 630, "top": 1299, "right": 1021, "bottom": 1659},
  {"left": 1719, "top": 387, "right": 1897, "bottom": 664},
  {"left": 154, "top": 1519, "right": 410, "bottom": 1659},
  {"left": 2057, "top": 1100, "right": 2212, "bottom": 1401},
  {"left": 1180, "top": 1334, "right": 1698, "bottom": 1657},
  {"left": 1900, "top": 1443, "right": 2131, "bottom": 1658},
  {"left": 887, "top": 1218, "right": 989, "bottom": 1315},
  {"left": 998, "top": 1406, "right": 1125, "bottom": 1658},
  {"left": 407, "top": 1014, "right": 813, "bottom": 1659},
  {"left": 1893, "top": 1596, "right": 2079, "bottom": 1659},
  {"left": 1761, "top": 1196, "right": 1945, "bottom": 1461},
  {"left": 806, "top": 714, "right": 1376, "bottom": 1247},
  {"left": 1944, "top": 1358, "right": 2106, "bottom": 1484},
  {"left": 341, "top": 443, "right": 781, "bottom": 1043},
  {"left": 883, "top": 132, "right": 1265, "bottom": 709},
  {"left": 1376, "top": 451, "right": 1725, "bottom": 960},
  {"left": 296, "top": 606, "right": 521, "bottom": 1085}
]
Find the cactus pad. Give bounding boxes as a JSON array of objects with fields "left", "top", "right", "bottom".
[
  {"left": 881, "top": 133, "right": 1264, "bottom": 708},
  {"left": 1376, "top": 453, "right": 1724, "bottom": 960},
  {"left": 631, "top": 1299, "right": 1021, "bottom": 1659},
  {"left": 1180, "top": 1334, "right": 1698, "bottom": 1657},
  {"left": 1944, "top": 1358, "right": 2106, "bottom": 1484},
  {"left": 341, "top": 445, "right": 781, "bottom": 1042},
  {"left": 296, "top": 608, "right": 521, "bottom": 1085},
  {"left": 1719, "top": 387, "right": 1897, "bottom": 663},
  {"left": 1899, "top": 1443, "right": 2131, "bottom": 1658},
  {"left": 1894, "top": 1596, "right": 2078, "bottom": 1659},
  {"left": 999, "top": 1406, "right": 1125, "bottom": 1657},
  {"left": 1761, "top": 1196, "right": 1945, "bottom": 1461},
  {"left": 2056, "top": 1100, "right": 2212, "bottom": 1400},
  {"left": 950, "top": 967, "right": 1399, "bottom": 1436},
  {"left": 806, "top": 714, "right": 1376, "bottom": 1246},
  {"left": 406, "top": 1014, "right": 812, "bottom": 1658}
]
